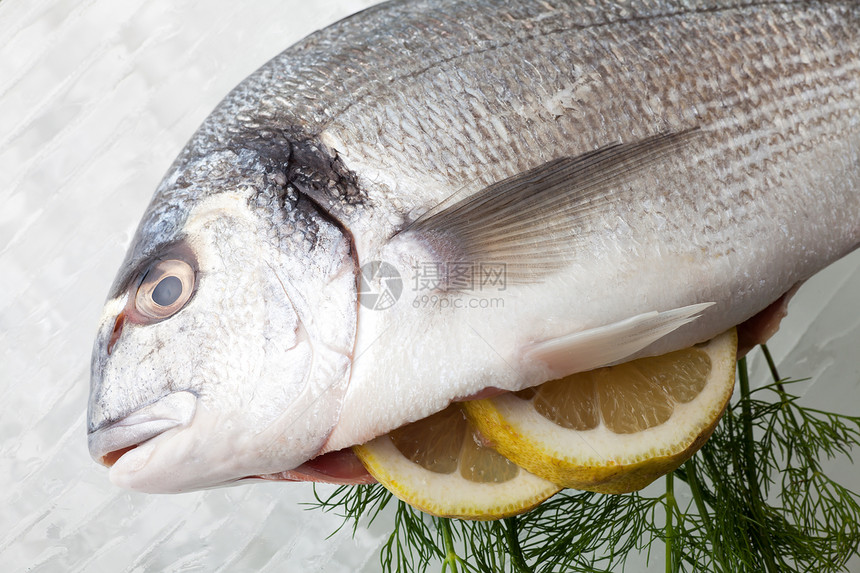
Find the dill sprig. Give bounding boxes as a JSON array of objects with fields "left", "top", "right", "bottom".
[{"left": 308, "top": 344, "right": 860, "bottom": 572}]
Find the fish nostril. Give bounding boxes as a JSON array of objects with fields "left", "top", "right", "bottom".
[
  {"left": 107, "top": 312, "right": 125, "bottom": 355},
  {"left": 102, "top": 444, "right": 138, "bottom": 467}
]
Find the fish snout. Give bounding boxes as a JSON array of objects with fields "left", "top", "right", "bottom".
[{"left": 87, "top": 391, "right": 197, "bottom": 467}]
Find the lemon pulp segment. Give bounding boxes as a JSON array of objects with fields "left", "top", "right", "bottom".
[
  {"left": 463, "top": 329, "right": 737, "bottom": 494},
  {"left": 353, "top": 405, "right": 561, "bottom": 520}
]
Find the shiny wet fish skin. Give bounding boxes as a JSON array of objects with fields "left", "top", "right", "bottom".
[{"left": 88, "top": 0, "right": 860, "bottom": 492}]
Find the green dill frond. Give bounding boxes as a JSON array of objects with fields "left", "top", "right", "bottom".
[
  {"left": 308, "top": 483, "right": 393, "bottom": 536},
  {"left": 306, "top": 344, "right": 860, "bottom": 572}
]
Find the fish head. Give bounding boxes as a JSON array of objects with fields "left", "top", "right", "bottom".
[{"left": 88, "top": 145, "right": 357, "bottom": 493}]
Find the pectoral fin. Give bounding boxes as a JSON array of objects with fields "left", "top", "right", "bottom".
[
  {"left": 402, "top": 128, "right": 700, "bottom": 285},
  {"left": 523, "top": 302, "right": 715, "bottom": 378}
]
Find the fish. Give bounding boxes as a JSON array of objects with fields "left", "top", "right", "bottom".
[{"left": 87, "top": 0, "right": 860, "bottom": 493}]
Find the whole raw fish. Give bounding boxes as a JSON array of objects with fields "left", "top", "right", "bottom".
[{"left": 87, "top": 0, "right": 860, "bottom": 492}]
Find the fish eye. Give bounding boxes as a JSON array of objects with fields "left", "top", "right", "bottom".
[{"left": 135, "top": 259, "right": 196, "bottom": 320}]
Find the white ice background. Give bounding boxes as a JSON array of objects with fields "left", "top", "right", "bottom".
[{"left": 1, "top": 0, "right": 858, "bottom": 571}]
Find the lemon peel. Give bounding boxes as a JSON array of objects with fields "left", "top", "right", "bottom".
[
  {"left": 353, "top": 405, "right": 560, "bottom": 520},
  {"left": 463, "top": 329, "right": 738, "bottom": 493}
]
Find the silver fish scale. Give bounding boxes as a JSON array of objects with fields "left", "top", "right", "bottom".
[
  {"left": 133, "top": 0, "right": 860, "bottom": 297},
  {"left": 150, "top": 1, "right": 858, "bottom": 261},
  {"left": 181, "top": 0, "right": 783, "bottom": 156},
  {"left": 306, "top": 2, "right": 857, "bottom": 258}
]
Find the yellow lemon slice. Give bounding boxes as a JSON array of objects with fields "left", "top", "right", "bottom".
[
  {"left": 353, "top": 404, "right": 561, "bottom": 520},
  {"left": 462, "top": 329, "right": 737, "bottom": 494}
]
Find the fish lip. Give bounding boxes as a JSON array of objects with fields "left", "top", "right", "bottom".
[{"left": 88, "top": 391, "right": 197, "bottom": 467}]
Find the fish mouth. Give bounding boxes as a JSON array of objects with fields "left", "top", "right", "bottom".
[{"left": 88, "top": 391, "right": 197, "bottom": 468}]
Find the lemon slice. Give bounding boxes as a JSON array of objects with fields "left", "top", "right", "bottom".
[
  {"left": 353, "top": 404, "right": 561, "bottom": 520},
  {"left": 462, "top": 329, "right": 737, "bottom": 494}
]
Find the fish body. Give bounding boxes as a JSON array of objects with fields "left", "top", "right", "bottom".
[{"left": 88, "top": 0, "right": 860, "bottom": 492}]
